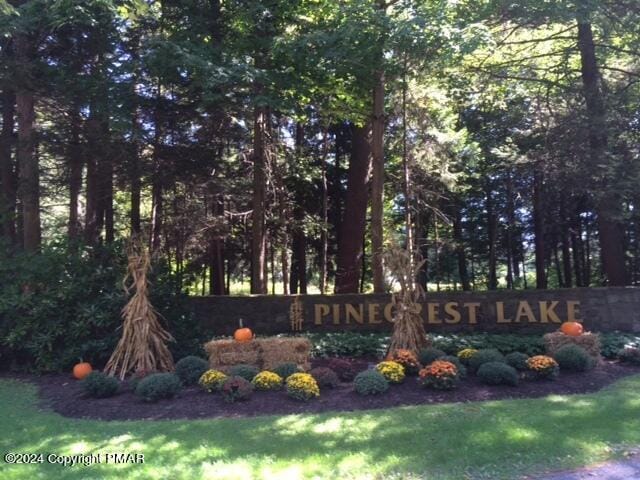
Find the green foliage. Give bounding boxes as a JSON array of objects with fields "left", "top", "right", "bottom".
[
  {"left": 271, "top": 363, "right": 300, "bottom": 380},
  {"left": 326, "top": 358, "right": 358, "bottom": 381},
  {"left": 353, "top": 370, "right": 389, "bottom": 396},
  {"left": 0, "top": 241, "right": 203, "bottom": 373},
  {"left": 229, "top": 364, "right": 259, "bottom": 382},
  {"left": 175, "top": 356, "right": 209, "bottom": 385},
  {"left": 221, "top": 376, "right": 254, "bottom": 403},
  {"left": 618, "top": 347, "right": 640, "bottom": 366},
  {"left": 601, "top": 333, "right": 640, "bottom": 359},
  {"left": 554, "top": 345, "right": 595, "bottom": 372},
  {"left": 135, "top": 373, "right": 182, "bottom": 402},
  {"left": 505, "top": 352, "right": 530, "bottom": 371},
  {"left": 477, "top": 362, "right": 519, "bottom": 386},
  {"left": 81, "top": 372, "right": 119, "bottom": 398},
  {"left": 469, "top": 349, "right": 506, "bottom": 373},
  {"left": 431, "top": 334, "right": 546, "bottom": 356},
  {"left": 310, "top": 367, "right": 339, "bottom": 388},
  {"left": 306, "top": 333, "right": 388, "bottom": 358},
  {"left": 419, "top": 347, "right": 446, "bottom": 365}
]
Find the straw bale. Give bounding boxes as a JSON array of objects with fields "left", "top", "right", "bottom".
[
  {"left": 543, "top": 331, "right": 601, "bottom": 359},
  {"left": 204, "top": 336, "right": 311, "bottom": 371}
]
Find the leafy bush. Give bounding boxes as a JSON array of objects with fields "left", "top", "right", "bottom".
[
  {"left": 469, "top": 349, "right": 506, "bottom": 372},
  {"left": 270, "top": 362, "right": 299, "bottom": 380},
  {"left": 441, "top": 355, "right": 467, "bottom": 378},
  {"left": 0, "top": 241, "right": 203, "bottom": 373},
  {"left": 601, "top": 333, "right": 640, "bottom": 359},
  {"left": 128, "top": 368, "right": 156, "bottom": 392},
  {"left": 306, "top": 332, "right": 389, "bottom": 358},
  {"left": 418, "top": 360, "right": 460, "bottom": 390},
  {"left": 375, "top": 361, "right": 405, "bottom": 384},
  {"left": 252, "top": 371, "right": 283, "bottom": 391},
  {"left": 221, "top": 376, "right": 254, "bottom": 403},
  {"left": 505, "top": 352, "right": 530, "bottom": 371},
  {"left": 386, "top": 349, "right": 421, "bottom": 374},
  {"left": 432, "top": 334, "right": 545, "bottom": 356},
  {"left": 354, "top": 370, "right": 389, "bottom": 395},
  {"left": 310, "top": 367, "right": 339, "bottom": 388},
  {"left": 81, "top": 372, "right": 120, "bottom": 398},
  {"left": 419, "top": 347, "right": 446, "bottom": 366},
  {"left": 456, "top": 348, "right": 478, "bottom": 365},
  {"left": 135, "top": 373, "right": 182, "bottom": 402},
  {"left": 286, "top": 373, "right": 320, "bottom": 401},
  {"left": 326, "top": 358, "right": 357, "bottom": 381},
  {"left": 198, "top": 369, "right": 228, "bottom": 392},
  {"left": 229, "top": 364, "right": 259, "bottom": 382},
  {"left": 477, "top": 362, "right": 519, "bottom": 386},
  {"left": 175, "top": 356, "right": 209, "bottom": 385},
  {"left": 527, "top": 355, "right": 559, "bottom": 380},
  {"left": 554, "top": 345, "right": 595, "bottom": 372},
  {"left": 618, "top": 347, "right": 640, "bottom": 365}
]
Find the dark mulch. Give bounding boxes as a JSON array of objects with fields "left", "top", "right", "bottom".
[{"left": 4, "top": 359, "right": 640, "bottom": 421}]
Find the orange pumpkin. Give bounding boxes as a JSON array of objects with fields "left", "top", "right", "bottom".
[
  {"left": 73, "top": 362, "right": 93, "bottom": 380},
  {"left": 234, "top": 319, "right": 253, "bottom": 342},
  {"left": 561, "top": 321, "right": 583, "bottom": 337}
]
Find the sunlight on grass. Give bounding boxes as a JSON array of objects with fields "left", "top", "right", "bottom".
[{"left": 1, "top": 376, "right": 640, "bottom": 479}]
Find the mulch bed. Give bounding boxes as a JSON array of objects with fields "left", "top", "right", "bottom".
[{"left": 4, "top": 359, "right": 640, "bottom": 421}]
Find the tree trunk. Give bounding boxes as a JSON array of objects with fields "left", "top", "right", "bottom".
[
  {"left": 486, "top": 184, "right": 498, "bottom": 290},
  {"left": 576, "top": 21, "right": 627, "bottom": 285},
  {"left": 371, "top": 67, "right": 385, "bottom": 293},
  {"left": 319, "top": 128, "right": 329, "bottom": 294},
  {"left": 0, "top": 88, "right": 17, "bottom": 244},
  {"left": 560, "top": 199, "right": 572, "bottom": 287},
  {"left": 250, "top": 102, "right": 269, "bottom": 294},
  {"left": 533, "top": 167, "right": 547, "bottom": 289},
  {"left": 453, "top": 207, "right": 471, "bottom": 291},
  {"left": 209, "top": 193, "right": 225, "bottom": 295},
  {"left": 15, "top": 34, "right": 39, "bottom": 252},
  {"left": 335, "top": 124, "right": 371, "bottom": 293},
  {"left": 68, "top": 105, "right": 82, "bottom": 240}
]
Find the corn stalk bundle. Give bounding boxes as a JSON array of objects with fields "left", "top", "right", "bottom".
[
  {"left": 384, "top": 246, "right": 428, "bottom": 356},
  {"left": 104, "top": 240, "right": 175, "bottom": 379}
]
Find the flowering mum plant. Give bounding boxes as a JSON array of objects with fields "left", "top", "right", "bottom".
[
  {"left": 252, "top": 371, "right": 283, "bottom": 391},
  {"left": 527, "top": 355, "right": 559, "bottom": 380},
  {"left": 418, "top": 360, "right": 460, "bottom": 390},
  {"left": 375, "top": 361, "right": 406, "bottom": 384},
  {"left": 198, "top": 370, "right": 227, "bottom": 392},
  {"left": 386, "top": 349, "right": 421, "bottom": 375}
]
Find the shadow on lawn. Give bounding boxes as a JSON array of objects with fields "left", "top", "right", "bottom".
[{"left": 2, "top": 378, "right": 640, "bottom": 479}]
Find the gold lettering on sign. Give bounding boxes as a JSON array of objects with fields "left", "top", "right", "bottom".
[
  {"left": 496, "top": 302, "right": 511, "bottom": 323},
  {"left": 427, "top": 303, "right": 441, "bottom": 324},
  {"left": 314, "top": 304, "right": 330, "bottom": 325},
  {"left": 384, "top": 303, "right": 395, "bottom": 322},
  {"left": 539, "top": 301, "right": 561, "bottom": 323},
  {"left": 515, "top": 301, "right": 537, "bottom": 323},
  {"left": 464, "top": 303, "right": 481, "bottom": 324},
  {"left": 345, "top": 304, "right": 364, "bottom": 324},
  {"left": 567, "top": 301, "right": 581, "bottom": 322},
  {"left": 332, "top": 304, "right": 341, "bottom": 324},
  {"left": 444, "top": 302, "right": 461, "bottom": 324},
  {"left": 368, "top": 303, "right": 382, "bottom": 324}
]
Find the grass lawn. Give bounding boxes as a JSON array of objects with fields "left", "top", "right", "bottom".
[{"left": 1, "top": 376, "right": 640, "bottom": 480}]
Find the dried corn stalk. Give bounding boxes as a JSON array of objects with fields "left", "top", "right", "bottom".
[
  {"left": 384, "top": 246, "right": 428, "bottom": 356},
  {"left": 104, "top": 240, "right": 175, "bottom": 379}
]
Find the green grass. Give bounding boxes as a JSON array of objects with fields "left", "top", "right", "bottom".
[{"left": 1, "top": 377, "right": 640, "bottom": 479}]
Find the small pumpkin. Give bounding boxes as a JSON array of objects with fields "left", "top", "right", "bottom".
[
  {"left": 73, "top": 361, "right": 93, "bottom": 380},
  {"left": 234, "top": 319, "right": 253, "bottom": 342},
  {"left": 560, "top": 321, "right": 583, "bottom": 337}
]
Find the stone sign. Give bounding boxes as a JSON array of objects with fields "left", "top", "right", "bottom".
[{"left": 189, "top": 287, "right": 640, "bottom": 336}]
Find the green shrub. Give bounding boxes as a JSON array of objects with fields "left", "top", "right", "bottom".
[
  {"left": 354, "top": 370, "right": 389, "bottom": 395},
  {"left": 0, "top": 241, "right": 203, "bottom": 373},
  {"left": 419, "top": 347, "right": 446, "bottom": 366},
  {"left": 135, "top": 373, "right": 182, "bottom": 402},
  {"left": 306, "top": 332, "right": 389, "bottom": 358},
  {"left": 310, "top": 367, "right": 339, "bottom": 388},
  {"left": 418, "top": 360, "right": 460, "bottom": 390},
  {"left": 286, "top": 373, "right": 320, "bottom": 401},
  {"left": 618, "top": 347, "right": 640, "bottom": 365},
  {"left": 221, "top": 376, "right": 254, "bottom": 403},
  {"left": 81, "top": 372, "right": 119, "bottom": 398},
  {"left": 554, "top": 345, "right": 595, "bottom": 372},
  {"left": 326, "top": 358, "right": 357, "bottom": 381},
  {"left": 175, "top": 356, "right": 209, "bottom": 385},
  {"left": 270, "top": 362, "right": 299, "bottom": 380},
  {"left": 469, "top": 349, "right": 506, "bottom": 372},
  {"left": 431, "top": 333, "right": 546, "bottom": 356},
  {"left": 601, "top": 333, "right": 640, "bottom": 359},
  {"left": 477, "top": 362, "right": 519, "bottom": 386},
  {"left": 230, "top": 364, "right": 260, "bottom": 382},
  {"left": 505, "top": 352, "right": 530, "bottom": 371},
  {"left": 441, "top": 355, "right": 467, "bottom": 378}
]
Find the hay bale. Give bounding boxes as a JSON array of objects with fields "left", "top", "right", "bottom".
[
  {"left": 544, "top": 331, "right": 601, "bottom": 359},
  {"left": 258, "top": 337, "right": 311, "bottom": 371},
  {"left": 204, "top": 337, "right": 312, "bottom": 372}
]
